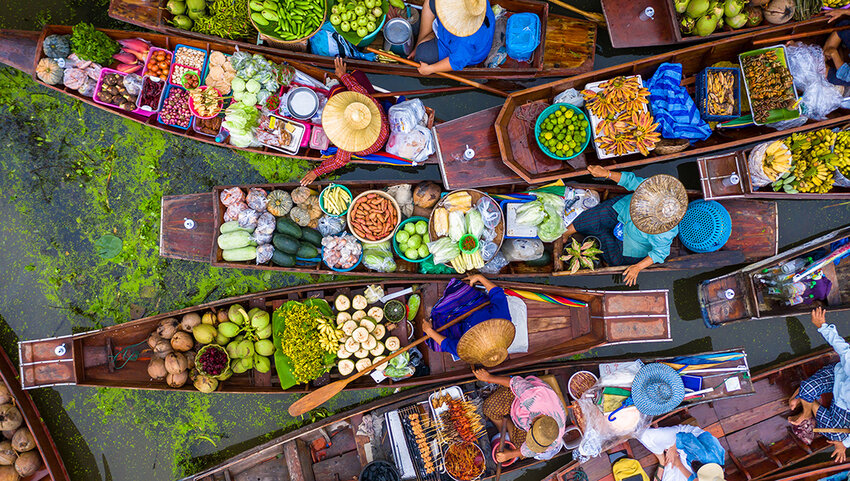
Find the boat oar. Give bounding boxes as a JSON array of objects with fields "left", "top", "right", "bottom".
[
  {"left": 544, "top": 0, "right": 606, "bottom": 26},
  {"left": 287, "top": 302, "right": 491, "bottom": 417},
  {"left": 363, "top": 47, "right": 509, "bottom": 98},
  {"left": 495, "top": 416, "right": 509, "bottom": 481}
]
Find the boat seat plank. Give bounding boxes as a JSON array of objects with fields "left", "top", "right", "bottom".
[
  {"left": 600, "top": 0, "right": 678, "bottom": 48},
  {"left": 160, "top": 193, "right": 215, "bottom": 263},
  {"left": 724, "top": 415, "right": 797, "bottom": 462},
  {"left": 311, "top": 451, "right": 361, "bottom": 481},
  {"left": 506, "top": 100, "right": 586, "bottom": 176},
  {"left": 700, "top": 273, "right": 754, "bottom": 326},
  {"left": 711, "top": 378, "right": 789, "bottom": 422},
  {"left": 719, "top": 200, "right": 778, "bottom": 260},
  {"left": 542, "top": 15, "right": 596, "bottom": 73}
]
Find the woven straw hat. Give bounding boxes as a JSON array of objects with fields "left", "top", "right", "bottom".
[
  {"left": 631, "top": 363, "right": 685, "bottom": 416},
  {"left": 697, "top": 464, "right": 725, "bottom": 481},
  {"left": 629, "top": 174, "right": 688, "bottom": 235},
  {"left": 322, "top": 91, "right": 381, "bottom": 153},
  {"left": 435, "top": 0, "right": 487, "bottom": 37},
  {"left": 456, "top": 318, "right": 515, "bottom": 367},
  {"left": 526, "top": 415, "right": 559, "bottom": 453}
]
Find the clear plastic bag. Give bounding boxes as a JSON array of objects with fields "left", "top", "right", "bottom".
[
  {"left": 388, "top": 99, "right": 427, "bottom": 134},
  {"left": 466, "top": 209, "right": 485, "bottom": 239},
  {"left": 255, "top": 212, "right": 276, "bottom": 235},
  {"left": 481, "top": 228, "right": 497, "bottom": 243},
  {"left": 428, "top": 237, "right": 460, "bottom": 265},
  {"left": 385, "top": 126, "right": 434, "bottom": 163},
  {"left": 362, "top": 241, "right": 397, "bottom": 272},
  {"left": 256, "top": 244, "right": 274, "bottom": 264},
  {"left": 501, "top": 238, "right": 544, "bottom": 262},
  {"left": 554, "top": 88, "right": 585, "bottom": 108},
  {"left": 238, "top": 208, "right": 260, "bottom": 230},
  {"left": 477, "top": 197, "right": 501, "bottom": 229},
  {"left": 480, "top": 241, "right": 498, "bottom": 261},
  {"left": 479, "top": 252, "right": 508, "bottom": 274},
  {"left": 317, "top": 215, "right": 346, "bottom": 237},
  {"left": 252, "top": 231, "right": 273, "bottom": 245},
  {"left": 785, "top": 43, "right": 842, "bottom": 121},
  {"left": 746, "top": 141, "right": 779, "bottom": 188},
  {"left": 123, "top": 73, "right": 143, "bottom": 95},
  {"left": 247, "top": 187, "right": 268, "bottom": 212},
  {"left": 448, "top": 211, "right": 466, "bottom": 242},
  {"left": 224, "top": 202, "right": 249, "bottom": 222},
  {"left": 575, "top": 382, "right": 652, "bottom": 461}
]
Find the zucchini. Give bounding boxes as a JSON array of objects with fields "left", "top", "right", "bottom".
[
  {"left": 338, "top": 359, "right": 355, "bottom": 376},
  {"left": 272, "top": 234, "right": 300, "bottom": 254},
  {"left": 296, "top": 243, "right": 319, "bottom": 259},
  {"left": 355, "top": 358, "right": 371, "bottom": 371},
  {"left": 222, "top": 246, "right": 257, "bottom": 262},
  {"left": 271, "top": 250, "right": 295, "bottom": 267},
  {"left": 276, "top": 218, "right": 302, "bottom": 238},
  {"left": 352, "top": 295, "right": 368, "bottom": 311},
  {"left": 220, "top": 221, "right": 245, "bottom": 234},
  {"left": 300, "top": 227, "right": 322, "bottom": 247},
  {"left": 218, "top": 231, "right": 253, "bottom": 250}
]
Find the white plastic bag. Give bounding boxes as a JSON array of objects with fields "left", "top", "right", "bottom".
[
  {"left": 388, "top": 99, "right": 427, "bottom": 133},
  {"left": 786, "top": 43, "right": 842, "bottom": 120},
  {"left": 554, "top": 88, "right": 585, "bottom": 108},
  {"left": 385, "top": 125, "right": 434, "bottom": 163}
]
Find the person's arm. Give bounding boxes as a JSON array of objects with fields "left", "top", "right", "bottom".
[
  {"left": 623, "top": 256, "right": 654, "bottom": 286},
  {"left": 587, "top": 165, "right": 622, "bottom": 183},
  {"left": 665, "top": 448, "right": 691, "bottom": 479},
  {"left": 495, "top": 447, "right": 523, "bottom": 463},
  {"left": 465, "top": 274, "right": 496, "bottom": 292},
  {"left": 418, "top": 57, "right": 453, "bottom": 75},
  {"left": 833, "top": 440, "right": 848, "bottom": 463},
  {"left": 301, "top": 151, "right": 351, "bottom": 185},
  {"left": 826, "top": 9, "right": 850, "bottom": 22},
  {"left": 423, "top": 319, "right": 446, "bottom": 345},
  {"left": 411, "top": 0, "right": 435, "bottom": 59},
  {"left": 812, "top": 307, "right": 850, "bottom": 376},
  {"left": 473, "top": 367, "right": 511, "bottom": 387}
]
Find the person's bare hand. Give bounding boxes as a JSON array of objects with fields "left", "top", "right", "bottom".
[
  {"left": 300, "top": 170, "right": 318, "bottom": 187},
  {"left": 812, "top": 306, "right": 827, "bottom": 328},
  {"left": 465, "top": 274, "right": 486, "bottom": 286},
  {"left": 418, "top": 61, "right": 434, "bottom": 75},
  {"left": 826, "top": 9, "right": 848, "bottom": 22},
  {"left": 408, "top": 43, "right": 419, "bottom": 59},
  {"left": 587, "top": 165, "right": 610, "bottom": 178},
  {"left": 830, "top": 440, "right": 847, "bottom": 463},
  {"left": 623, "top": 263, "right": 643, "bottom": 286},
  {"left": 334, "top": 56, "right": 347, "bottom": 79},
  {"left": 664, "top": 447, "right": 680, "bottom": 466},
  {"left": 422, "top": 319, "right": 433, "bottom": 333},
  {"left": 495, "top": 452, "right": 512, "bottom": 463},
  {"left": 472, "top": 367, "right": 491, "bottom": 383}
]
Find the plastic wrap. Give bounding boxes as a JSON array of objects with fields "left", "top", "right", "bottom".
[
  {"left": 386, "top": 184, "right": 414, "bottom": 217},
  {"left": 123, "top": 73, "right": 143, "bottom": 95},
  {"left": 77, "top": 76, "right": 96, "bottom": 97},
  {"left": 747, "top": 141, "right": 779, "bottom": 188},
  {"left": 480, "top": 252, "right": 508, "bottom": 274},
  {"left": 554, "top": 88, "right": 585, "bottom": 108},
  {"left": 220, "top": 187, "right": 246, "bottom": 206},
  {"left": 575, "top": 383, "right": 652, "bottom": 461},
  {"left": 362, "top": 241, "right": 397, "bottom": 272},
  {"left": 385, "top": 125, "right": 434, "bottom": 163},
  {"left": 477, "top": 197, "right": 501, "bottom": 229},
  {"left": 428, "top": 237, "right": 461, "bottom": 264},
  {"left": 388, "top": 99, "right": 427, "bottom": 134},
  {"left": 785, "top": 43, "right": 842, "bottom": 121},
  {"left": 246, "top": 187, "right": 268, "bottom": 212},
  {"left": 252, "top": 231, "right": 273, "bottom": 245},
  {"left": 466, "top": 210, "right": 485, "bottom": 239},
  {"left": 256, "top": 244, "right": 274, "bottom": 264},
  {"left": 238, "top": 208, "right": 260, "bottom": 230},
  {"left": 448, "top": 211, "right": 466, "bottom": 242},
  {"left": 317, "top": 215, "right": 346, "bottom": 237},
  {"left": 224, "top": 201, "right": 248, "bottom": 222},
  {"left": 255, "top": 212, "right": 276, "bottom": 235},
  {"left": 536, "top": 193, "right": 567, "bottom": 243},
  {"left": 501, "top": 238, "right": 544, "bottom": 262},
  {"left": 515, "top": 201, "right": 545, "bottom": 226},
  {"left": 481, "top": 228, "right": 497, "bottom": 243},
  {"left": 480, "top": 241, "right": 498, "bottom": 261}
]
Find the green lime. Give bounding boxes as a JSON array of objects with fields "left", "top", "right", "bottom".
[
  {"left": 396, "top": 230, "right": 410, "bottom": 244},
  {"left": 544, "top": 132, "right": 553, "bottom": 140}
]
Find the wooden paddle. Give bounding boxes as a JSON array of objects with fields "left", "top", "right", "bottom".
[
  {"left": 815, "top": 427, "right": 850, "bottom": 433},
  {"left": 288, "top": 302, "right": 491, "bottom": 416},
  {"left": 495, "top": 416, "right": 509, "bottom": 481},
  {"left": 363, "top": 47, "right": 509, "bottom": 98},
  {"left": 544, "top": 0, "right": 606, "bottom": 26}
]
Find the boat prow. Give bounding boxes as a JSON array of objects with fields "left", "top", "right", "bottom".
[{"left": 0, "top": 29, "right": 40, "bottom": 76}]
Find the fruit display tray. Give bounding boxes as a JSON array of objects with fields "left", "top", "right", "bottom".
[{"left": 584, "top": 74, "right": 654, "bottom": 160}]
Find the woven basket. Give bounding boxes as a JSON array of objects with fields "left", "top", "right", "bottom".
[
  {"left": 653, "top": 138, "right": 690, "bottom": 155},
  {"left": 250, "top": 8, "right": 328, "bottom": 52}
]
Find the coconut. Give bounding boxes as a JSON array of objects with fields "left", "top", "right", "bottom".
[
  {"left": 201, "top": 312, "right": 216, "bottom": 325},
  {"left": 193, "top": 375, "right": 218, "bottom": 393},
  {"left": 723, "top": 0, "right": 744, "bottom": 17},
  {"left": 695, "top": 13, "right": 720, "bottom": 36},
  {"left": 10, "top": 429, "right": 33, "bottom": 453},
  {"left": 745, "top": 5, "right": 764, "bottom": 25},
  {"left": 164, "top": 352, "right": 188, "bottom": 375},
  {"left": 156, "top": 318, "right": 180, "bottom": 339},
  {"left": 0, "top": 442, "right": 15, "bottom": 465},
  {"left": 185, "top": 351, "right": 196, "bottom": 370},
  {"left": 147, "top": 358, "right": 167, "bottom": 380},
  {"left": 192, "top": 324, "right": 217, "bottom": 345},
  {"left": 166, "top": 371, "right": 188, "bottom": 388},
  {"left": 413, "top": 182, "right": 441, "bottom": 208},
  {"left": 153, "top": 339, "right": 173, "bottom": 358},
  {"left": 170, "top": 331, "right": 194, "bottom": 352},
  {"left": 0, "top": 465, "right": 18, "bottom": 481},
  {"left": 0, "top": 407, "right": 21, "bottom": 433},
  {"left": 727, "top": 12, "right": 747, "bottom": 27},
  {"left": 675, "top": 0, "right": 690, "bottom": 13},
  {"left": 763, "top": 0, "right": 793, "bottom": 24},
  {"left": 750, "top": 0, "right": 769, "bottom": 6},
  {"left": 0, "top": 433, "right": 12, "bottom": 441},
  {"left": 216, "top": 310, "right": 228, "bottom": 324},
  {"left": 0, "top": 387, "right": 10, "bottom": 407},
  {"left": 180, "top": 313, "right": 201, "bottom": 332},
  {"left": 686, "top": 0, "right": 710, "bottom": 17},
  {"left": 147, "top": 332, "right": 163, "bottom": 349},
  {"left": 14, "top": 451, "right": 40, "bottom": 477}
]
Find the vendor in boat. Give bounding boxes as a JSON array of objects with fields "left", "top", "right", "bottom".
[
  {"left": 474, "top": 367, "right": 567, "bottom": 461},
  {"left": 408, "top": 0, "right": 496, "bottom": 75},
  {"left": 422, "top": 274, "right": 514, "bottom": 366},
  {"left": 563, "top": 165, "right": 688, "bottom": 286},
  {"left": 824, "top": 10, "right": 850, "bottom": 90},
  {"left": 788, "top": 307, "right": 850, "bottom": 463},
  {"left": 638, "top": 424, "right": 726, "bottom": 481},
  {"left": 299, "top": 57, "right": 389, "bottom": 186}
]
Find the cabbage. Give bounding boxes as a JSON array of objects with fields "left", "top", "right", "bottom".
[
  {"left": 231, "top": 77, "right": 246, "bottom": 93},
  {"left": 534, "top": 193, "right": 567, "bottom": 242},
  {"left": 222, "top": 101, "right": 260, "bottom": 139},
  {"left": 515, "top": 201, "right": 545, "bottom": 226},
  {"left": 448, "top": 211, "right": 466, "bottom": 242},
  {"left": 428, "top": 236, "right": 460, "bottom": 264},
  {"left": 465, "top": 209, "right": 484, "bottom": 239},
  {"left": 245, "top": 79, "right": 261, "bottom": 93},
  {"left": 241, "top": 93, "right": 258, "bottom": 107}
]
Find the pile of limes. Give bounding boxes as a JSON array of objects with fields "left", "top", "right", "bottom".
[{"left": 537, "top": 106, "right": 589, "bottom": 158}]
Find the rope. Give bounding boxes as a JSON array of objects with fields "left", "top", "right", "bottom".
[
  {"left": 109, "top": 340, "right": 149, "bottom": 370},
  {"left": 564, "top": 467, "right": 588, "bottom": 481}
]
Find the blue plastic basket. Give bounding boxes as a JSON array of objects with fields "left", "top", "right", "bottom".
[
  {"left": 678, "top": 200, "right": 732, "bottom": 253},
  {"left": 392, "top": 216, "right": 433, "bottom": 264},
  {"left": 696, "top": 67, "right": 741, "bottom": 122},
  {"left": 325, "top": 251, "right": 363, "bottom": 272},
  {"left": 534, "top": 103, "right": 591, "bottom": 161},
  {"left": 157, "top": 84, "right": 194, "bottom": 130},
  {"left": 506, "top": 12, "right": 540, "bottom": 62}
]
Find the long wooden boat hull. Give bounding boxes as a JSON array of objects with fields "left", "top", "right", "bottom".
[
  {"left": 19, "top": 278, "right": 671, "bottom": 393},
  {"left": 107, "top": 0, "right": 596, "bottom": 80},
  {"left": 161, "top": 180, "right": 778, "bottom": 278},
  {"left": 700, "top": 225, "right": 850, "bottom": 327},
  {"left": 432, "top": 20, "right": 850, "bottom": 186},
  {"left": 182, "top": 348, "right": 753, "bottom": 481},
  {"left": 756, "top": 461, "right": 850, "bottom": 481},
  {"left": 542, "top": 347, "right": 839, "bottom": 481},
  {"left": 0, "top": 345, "right": 70, "bottom": 481},
  {"left": 0, "top": 26, "right": 437, "bottom": 166}
]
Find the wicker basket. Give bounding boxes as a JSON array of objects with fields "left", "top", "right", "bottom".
[
  {"left": 250, "top": 7, "right": 328, "bottom": 52},
  {"left": 653, "top": 138, "right": 690, "bottom": 155}
]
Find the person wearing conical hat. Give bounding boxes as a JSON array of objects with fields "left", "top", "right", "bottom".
[
  {"left": 422, "top": 274, "right": 513, "bottom": 366},
  {"left": 300, "top": 57, "right": 389, "bottom": 185},
  {"left": 562, "top": 165, "right": 688, "bottom": 286},
  {"left": 474, "top": 367, "right": 568, "bottom": 462},
  {"left": 408, "top": 0, "right": 496, "bottom": 75}
]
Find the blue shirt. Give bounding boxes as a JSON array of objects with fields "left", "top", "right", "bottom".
[
  {"left": 817, "top": 323, "right": 850, "bottom": 448},
  {"left": 439, "top": 286, "right": 511, "bottom": 357},
  {"left": 434, "top": 1, "right": 495, "bottom": 71},
  {"left": 612, "top": 172, "right": 679, "bottom": 264}
]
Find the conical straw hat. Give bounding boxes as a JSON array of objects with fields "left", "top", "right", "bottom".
[
  {"left": 435, "top": 0, "right": 487, "bottom": 37},
  {"left": 629, "top": 174, "right": 688, "bottom": 235},
  {"left": 322, "top": 91, "right": 382, "bottom": 153},
  {"left": 457, "top": 318, "right": 515, "bottom": 367}
]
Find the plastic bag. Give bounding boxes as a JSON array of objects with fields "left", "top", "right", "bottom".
[
  {"left": 255, "top": 213, "right": 276, "bottom": 235},
  {"left": 481, "top": 228, "right": 496, "bottom": 243},
  {"left": 238, "top": 208, "right": 260, "bottom": 230},
  {"left": 77, "top": 76, "right": 96, "bottom": 97},
  {"left": 247, "top": 187, "right": 268, "bottom": 212},
  {"left": 480, "top": 241, "right": 498, "bottom": 261},
  {"left": 502, "top": 238, "right": 544, "bottom": 262},
  {"left": 362, "top": 241, "right": 397, "bottom": 272},
  {"left": 466, "top": 210, "right": 485, "bottom": 239},
  {"left": 224, "top": 202, "right": 249, "bottom": 222},
  {"left": 231, "top": 51, "right": 252, "bottom": 71},
  {"left": 477, "top": 197, "right": 501, "bottom": 229},
  {"left": 554, "top": 88, "right": 585, "bottom": 108},
  {"left": 785, "top": 43, "right": 842, "bottom": 121},
  {"left": 515, "top": 201, "right": 545, "bottom": 226},
  {"left": 428, "top": 237, "right": 460, "bottom": 265},
  {"left": 388, "top": 99, "right": 427, "bottom": 134},
  {"left": 317, "top": 215, "right": 346, "bottom": 237},
  {"left": 386, "top": 184, "right": 414, "bottom": 217},
  {"left": 256, "top": 244, "right": 274, "bottom": 264},
  {"left": 385, "top": 125, "right": 434, "bottom": 163},
  {"left": 479, "top": 252, "right": 508, "bottom": 274},
  {"left": 252, "top": 231, "right": 273, "bottom": 245},
  {"left": 575, "top": 381, "right": 652, "bottom": 461},
  {"left": 123, "top": 73, "right": 143, "bottom": 95},
  {"left": 448, "top": 211, "right": 466, "bottom": 242},
  {"left": 747, "top": 141, "right": 780, "bottom": 188},
  {"left": 536, "top": 193, "right": 567, "bottom": 242}
]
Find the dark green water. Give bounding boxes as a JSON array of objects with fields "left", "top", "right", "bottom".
[{"left": 0, "top": 2, "right": 849, "bottom": 481}]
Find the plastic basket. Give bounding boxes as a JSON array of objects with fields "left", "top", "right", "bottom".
[
  {"left": 157, "top": 84, "right": 194, "bottom": 130},
  {"left": 678, "top": 200, "right": 732, "bottom": 253},
  {"left": 506, "top": 12, "right": 541, "bottom": 62},
  {"left": 325, "top": 251, "right": 363, "bottom": 272},
  {"left": 319, "top": 184, "right": 353, "bottom": 217},
  {"left": 534, "top": 103, "right": 591, "bottom": 161},
  {"left": 695, "top": 67, "right": 741, "bottom": 122},
  {"left": 392, "top": 216, "right": 432, "bottom": 263},
  {"left": 92, "top": 68, "right": 150, "bottom": 116}
]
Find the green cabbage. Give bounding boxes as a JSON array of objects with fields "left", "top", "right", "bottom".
[
  {"left": 515, "top": 201, "right": 545, "bottom": 226},
  {"left": 535, "top": 193, "right": 567, "bottom": 242},
  {"left": 466, "top": 209, "right": 484, "bottom": 239}
]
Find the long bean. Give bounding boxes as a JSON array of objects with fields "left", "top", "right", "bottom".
[{"left": 193, "top": 0, "right": 253, "bottom": 40}]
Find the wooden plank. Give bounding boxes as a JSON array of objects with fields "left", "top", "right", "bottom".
[
  {"left": 600, "top": 0, "right": 678, "bottom": 48},
  {"left": 542, "top": 15, "right": 597, "bottom": 74},
  {"left": 311, "top": 452, "right": 361, "bottom": 481},
  {"left": 0, "top": 30, "right": 40, "bottom": 76},
  {"left": 719, "top": 199, "right": 778, "bottom": 260}
]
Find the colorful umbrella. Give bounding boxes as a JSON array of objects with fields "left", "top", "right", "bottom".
[
  {"left": 662, "top": 352, "right": 745, "bottom": 372},
  {"left": 503, "top": 288, "right": 588, "bottom": 308}
]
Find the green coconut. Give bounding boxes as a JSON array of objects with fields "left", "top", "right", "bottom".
[
  {"left": 723, "top": 0, "right": 745, "bottom": 17},
  {"left": 687, "top": 0, "right": 710, "bottom": 17},
  {"left": 695, "top": 13, "right": 721, "bottom": 36},
  {"left": 727, "top": 12, "right": 748, "bottom": 27},
  {"left": 676, "top": 0, "right": 691, "bottom": 13}
]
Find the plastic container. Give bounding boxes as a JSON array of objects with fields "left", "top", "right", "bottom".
[
  {"left": 491, "top": 440, "right": 518, "bottom": 467},
  {"left": 258, "top": 115, "right": 307, "bottom": 155},
  {"left": 506, "top": 12, "right": 540, "bottom": 62},
  {"left": 188, "top": 86, "right": 223, "bottom": 119},
  {"left": 93, "top": 68, "right": 149, "bottom": 116},
  {"left": 429, "top": 386, "right": 464, "bottom": 427},
  {"left": 696, "top": 67, "right": 741, "bottom": 122},
  {"left": 169, "top": 63, "right": 201, "bottom": 87},
  {"left": 136, "top": 76, "right": 165, "bottom": 116},
  {"left": 319, "top": 184, "right": 353, "bottom": 217},
  {"left": 392, "top": 216, "right": 433, "bottom": 263},
  {"left": 534, "top": 103, "right": 591, "bottom": 161},
  {"left": 192, "top": 114, "right": 225, "bottom": 138},
  {"left": 458, "top": 234, "right": 479, "bottom": 254},
  {"left": 324, "top": 251, "right": 363, "bottom": 272},
  {"left": 500, "top": 198, "right": 538, "bottom": 239},
  {"left": 157, "top": 84, "right": 193, "bottom": 129},
  {"left": 172, "top": 44, "right": 208, "bottom": 73},
  {"left": 142, "top": 47, "right": 172, "bottom": 80},
  {"left": 739, "top": 45, "right": 801, "bottom": 126},
  {"left": 310, "top": 125, "right": 330, "bottom": 150},
  {"left": 678, "top": 199, "right": 732, "bottom": 253},
  {"left": 286, "top": 86, "right": 320, "bottom": 120}
]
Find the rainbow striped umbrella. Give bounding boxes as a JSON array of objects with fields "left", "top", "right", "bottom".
[
  {"left": 662, "top": 352, "right": 745, "bottom": 372},
  {"left": 503, "top": 288, "right": 587, "bottom": 308}
]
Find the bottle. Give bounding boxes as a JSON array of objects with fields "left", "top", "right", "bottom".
[{"left": 779, "top": 257, "right": 813, "bottom": 275}]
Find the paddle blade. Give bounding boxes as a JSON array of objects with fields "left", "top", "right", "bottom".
[{"left": 288, "top": 379, "right": 348, "bottom": 417}]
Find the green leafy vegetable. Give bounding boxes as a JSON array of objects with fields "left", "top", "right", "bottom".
[{"left": 70, "top": 22, "right": 119, "bottom": 65}]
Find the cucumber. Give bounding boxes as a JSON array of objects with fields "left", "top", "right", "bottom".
[
  {"left": 272, "top": 234, "right": 300, "bottom": 254},
  {"left": 300, "top": 227, "right": 322, "bottom": 247},
  {"left": 222, "top": 246, "right": 257, "bottom": 262},
  {"left": 249, "top": 0, "right": 265, "bottom": 10},
  {"left": 261, "top": 9, "right": 280, "bottom": 21},
  {"left": 251, "top": 12, "right": 269, "bottom": 25},
  {"left": 296, "top": 243, "right": 319, "bottom": 259},
  {"left": 218, "top": 231, "right": 253, "bottom": 250},
  {"left": 271, "top": 250, "right": 295, "bottom": 267},
  {"left": 276, "top": 218, "right": 302, "bottom": 238},
  {"left": 220, "top": 221, "right": 245, "bottom": 234}
]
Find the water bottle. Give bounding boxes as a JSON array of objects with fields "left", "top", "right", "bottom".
[{"left": 779, "top": 257, "right": 812, "bottom": 275}]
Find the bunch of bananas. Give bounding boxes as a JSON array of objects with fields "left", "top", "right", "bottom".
[
  {"left": 771, "top": 129, "right": 838, "bottom": 193},
  {"left": 824, "top": 0, "right": 850, "bottom": 8},
  {"left": 760, "top": 140, "right": 792, "bottom": 181},
  {"left": 834, "top": 131, "right": 850, "bottom": 177},
  {"left": 317, "top": 317, "right": 344, "bottom": 353}
]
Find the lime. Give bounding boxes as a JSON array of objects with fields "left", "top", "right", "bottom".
[
  {"left": 396, "top": 230, "right": 410, "bottom": 244},
  {"left": 407, "top": 235, "right": 422, "bottom": 249},
  {"left": 418, "top": 245, "right": 429, "bottom": 258},
  {"left": 404, "top": 222, "right": 416, "bottom": 234},
  {"left": 566, "top": 109, "right": 574, "bottom": 118},
  {"left": 559, "top": 106, "right": 567, "bottom": 112},
  {"left": 423, "top": 234, "right": 430, "bottom": 244},
  {"left": 405, "top": 248, "right": 419, "bottom": 260},
  {"left": 544, "top": 132, "right": 553, "bottom": 140}
]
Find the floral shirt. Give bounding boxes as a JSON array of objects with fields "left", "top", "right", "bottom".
[{"left": 510, "top": 375, "right": 567, "bottom": 460}]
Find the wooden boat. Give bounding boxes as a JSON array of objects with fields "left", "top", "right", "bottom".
[
  {"left": 0, "top": 344, "right": 70, "bottom": 481},
  {"left": 161, "top": 180, "right": 777, "bottom": 277},
  {"left": 107, "top": 0, "right": 597, "bottom": 80},
  {"left": 18, "top": 278, "right": 672, "bottom": 393},
  {"left": 181, "top": 348, "right": 752, "bottom": 481},
  {"left": 599, "top": 1, "right": 831, "bottom": 49},
  {"left": 433, "top": 21, "right": 850, "bottom": 188},
  {"left": 700, "top": 225, "right": 850, "bottom": 328},
  {"left": 541, "top": 347, "right": 840, "bottom": 481},
  {"left": 0, "top": 26, "right": 438, "bottom": 167},
  {"left": 756, "top": 461, "right": 850, "bottom": 481}
]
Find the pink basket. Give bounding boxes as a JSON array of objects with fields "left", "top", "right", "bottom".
[
  {"left": 188, "top": 86, "right": 223, "bottom": 119},
  {"left": 93, "top": 68, "right": 149, "bottom": 116}
]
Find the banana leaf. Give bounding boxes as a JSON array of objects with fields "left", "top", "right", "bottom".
[
  {"left": 272, "top": 306, "right": 298, "bottom": 389},
  {"left": 305, "top": 297, "right": 332, "bottom": 317}
]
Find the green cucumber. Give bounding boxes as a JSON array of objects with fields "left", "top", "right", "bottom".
[
  {"left": 296, "top": 243, "right": 319, "bottom": 259},
  {"left": 218, "top": 231, "right": 253, "bottom": 250},
  {"left": 272, "top": 250, "right": 295, "bottom": 267},
  {"left": 220, "top": 221, "right": 244, "bottom": 234},
  {"left": 272, "top": 234, "right": 300, "bottom": 254},
  {"left": 276, "top": 217, "right": 302, "bottom": 238},
  {"left": 251, "top": 12, "right": 269, "bottom": 25},
  {"left": 300, "top": 227, "right": 322, "bottom": 247},
  {"left": 223, "top": 246, "right": 257, "bottom": 262}
]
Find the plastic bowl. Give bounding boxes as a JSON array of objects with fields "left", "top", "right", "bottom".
[
  {"left": 392, "top": 216, "right": 432, "bottom": 264},
  {"left": 180, "top": 70, "right": 200, "bottom": 90},
  {"left": 346, "top": 190, "right": 401, "bottom": 244},
  {"left": 324, "top": 250, "right": 363, "bottom": 272},
  {"left": 491, "top": 440, "right": 518, "bottom": 467},
  {"left": 459, "top": 234, "right": 479, "bottom": 254},
  {"left": 319, "top": 184, "right": 353, "bottom": 217},
  {"left": 534, "top": 103, "right": 591, "bottom": 160},
  {"left": 188, "top": 86, "right": 223, "bottom": 119}
]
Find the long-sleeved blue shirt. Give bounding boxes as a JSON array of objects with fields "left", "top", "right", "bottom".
[
  {"left": 612, "top": 172, "right": 679, "bottom": 264},
  {"left": 433, "top": 1, "right": 495, "bottom": 71},
  {"left": 817, "top": 323, "right": 850, "bottom": 447},
  {"left": 439, "top": 286, "right": 511, "bottom": 357}
]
